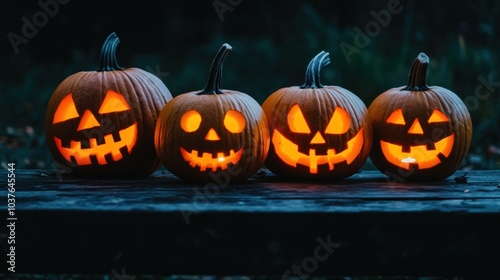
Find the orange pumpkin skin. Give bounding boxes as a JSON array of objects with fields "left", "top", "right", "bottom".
[
  {"left": 155, "top": 44, "right": 269, "bottom": 183},
  {"left": 262, "top": 51, "right": 372, "bottom": 180},
  {"left": 45, "top": 33, "right": 172, "bottom": 177},
  {"left": 368, "top": 53, "right": 472, "bottom": 181}
]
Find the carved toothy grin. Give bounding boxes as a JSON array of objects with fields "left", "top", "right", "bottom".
[
  {"left": 180, "top": 147, "right": 244, "bottom": 172},
  {"left": 54, "top": 123, "right": 137, "bottom": 165},
  {"left": 272, "top": 129, "right": 364, "bottom": 174},
  {"left": 380, "top": 134, "right": 454, "bottom": 170}
]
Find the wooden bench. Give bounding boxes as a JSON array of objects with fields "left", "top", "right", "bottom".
[{"left": 4, "top": 169, "right": 500, "bottom": 277}]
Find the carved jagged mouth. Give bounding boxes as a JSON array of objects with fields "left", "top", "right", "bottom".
[
  {"left": 380, "top": 134, "right": 454, "bottom": 170},
  {"left": 272, "top": 129, "right": 364, "bottom": 174},
  {"left": 54, "top": 123, "right": 137, "bottom": 166},
  {"left": 180, "top": 147, "right": 243, "bottom": 172}
]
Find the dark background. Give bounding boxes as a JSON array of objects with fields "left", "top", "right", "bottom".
[{"left": 1, "top": 0, "right": 499, "bottom": 170}]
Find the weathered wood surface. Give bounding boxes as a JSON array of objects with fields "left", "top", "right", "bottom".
[
  {"left": 11, "top": 169, "right": 500, "bottom": 212},
  {"left": 2, "top": 169, "right": 500, "bottom": 276},
  {"left": 8, "top": 170, "right": 500, "bottom": 213}
]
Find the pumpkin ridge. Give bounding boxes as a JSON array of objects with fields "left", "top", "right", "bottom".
[
  {"left": 135, "top": 68, "right": 172, "bottom": 105},
  {"left": 368, "top": 53, "right": 472, "bottom": 181},
  {"left": 262, "top": 51, "right": 370, "bottom": 179},
  {"left": 347, "top": 91, "right": 366, "bottom": 139},
  {"left": 385, "top": 89, "right": 406, "bottom": 122},
  {"left": 126, "top": 70, "right": 153, "bottom": 121},
  {"left": 327, "top": 87, "right": 360, "bottom": 134},
  {"left": 269, "top": 88, "right": 293, "bottom": 126},
  {"left": 154, "top": 44, "right": 267, "bottom": 181},
  {"left": 125, "top": 69, "right": 159, "bottom": 121},
  {"left": 45, "top": 32, "right": 172, "bottom": 177},
  {"left": 430, "top": 87, "right": 471, "bottom": 168},
  {"left": 119, "top": 68, "right": 165, "bottom": 127}
]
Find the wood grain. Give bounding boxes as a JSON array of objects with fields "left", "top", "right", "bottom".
[{"left": 2, "top": 169, "right": 500, "bottom": 276}]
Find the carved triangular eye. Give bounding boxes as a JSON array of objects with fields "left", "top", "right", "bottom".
[
  {"left": 428, "top": 109, "right": 449, "bottom": 123},
  {"left": 325, "top": 107, "right": 350, "bottom": 134},
  {"left": 386, "top": 109, "right": 406, "bottom": 125},
  {"left": 98, "top": 90, "right": 131, "bottom": 114},
  {"left": 287, "top": 104, "right": 311, "bottom": 133},
  {"left": 53, "top": 93, "right": 79, "bottom": 124}
]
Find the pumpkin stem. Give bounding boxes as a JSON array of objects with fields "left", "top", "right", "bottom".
[
  {"left": 96, "top": 32, "right": 124, "bottom": 72},
  {"left": 300, "top": 51, "right": 330, "bottom": 89},
  {"left": 402, "top": 52, "right": 430, "bottom": 91},
  {"left": 198, "top": 43, "right": 232, "bottom": 95}
]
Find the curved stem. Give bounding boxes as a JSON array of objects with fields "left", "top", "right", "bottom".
[
  {"left": 402, "top": 52, "right": 430, "bottom": 91},
  {"left": 96, "top": 32, "right": 124, "bottom": 72},
  {"left": 198, "top": 43, "right": 232, "bottom": 95},
  {"left": 300, "top": 51, "right": 330, "bottom": 89}
]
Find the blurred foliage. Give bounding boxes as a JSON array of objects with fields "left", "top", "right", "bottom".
[{"left": 1, "top": 0, "right": 499, "bottom": 170}]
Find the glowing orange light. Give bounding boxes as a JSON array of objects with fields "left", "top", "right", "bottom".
[
  {"left": 180, "top": 147, "right": 243, "bottom": 172},
  {"left": 55, "top": 123, "right": 138, "bottom": 165},
  {"left": 380, "top": 134, "right": 454, "bottom": 170},
  {"left": 98, "top": 89, "right": 131, "bottom": 114},
  {"left": 180, "top": 110, "right": 202, "bottom": 132},
  {"left": 179, "top": 109, "right": 247, "bottom": 172},
  {"left": 382, "top": 108, "right": 454, "bottom": 170},
  {"left": 77, "top": 110, "right": 100, "bottom": 131},
  {"left": 325, "top": 107, "right": 351, "bottom": 134},
  {"left": 224, "top": 110, "right": 246, "bottom": 133},
  {"left": 53, "top": 93, "right": 79, "bottom": 124},
  {"left": 428, "top": 109, "right": 449, "bottom": 123},
  {"left": 386, "top": 109, "right": 405, "bottom": 125},
  {"left": 408, "top": 119, "right": 424, "bottom": 134},
  {"left": 205, "top": 128, "right": 221, "bottom": 141},
  {"left": 310, "top": 131, "right": 326, "bottom": 144},
  {"left": 53, "top": 90, "right": 137, "bottom": 166},
  {"left": 272, "top": 129, "right": 364, "bottom": 174},
  {"left": 287, "top": 104, "right": 311, "bottom": 133}
]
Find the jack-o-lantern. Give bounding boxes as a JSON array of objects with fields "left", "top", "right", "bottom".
[
  {"left": 368, "top": 53, "right": 472, "bottom": 181},
  {"left": 262, "top": 51, "right": 372, "bottom": 180},
  {"left": 154, "top": 43, "right": 269, "bottom": 182},
  {"left": 45, "top": 33, "right": 172, "bottom": 177}
]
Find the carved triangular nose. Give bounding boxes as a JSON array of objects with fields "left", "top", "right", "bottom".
[
  {"left": 408, "top": 119, "right": 424, "bottom": 134},
  {"left": 205, "top": 128, "right": 221, "bottom": 141},
  {"left": 310, "top": 131, "right": 326, "bottom": 144},
  {"left": 77, "top": 110, "right": 100, "bottom": 131}
]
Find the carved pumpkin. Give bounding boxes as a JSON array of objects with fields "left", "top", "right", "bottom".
[
  {"left": 45, "top": 33, "right": 172, "bottom": 176},
  {"left": 368, "top": 53, "right": 472, "bottom": 181},
  {"left": 154, "top": 43, "right": 269, "bottom": 182},
  {"left": 262, "top": 51, "right": 372, "bottom": 179}
]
